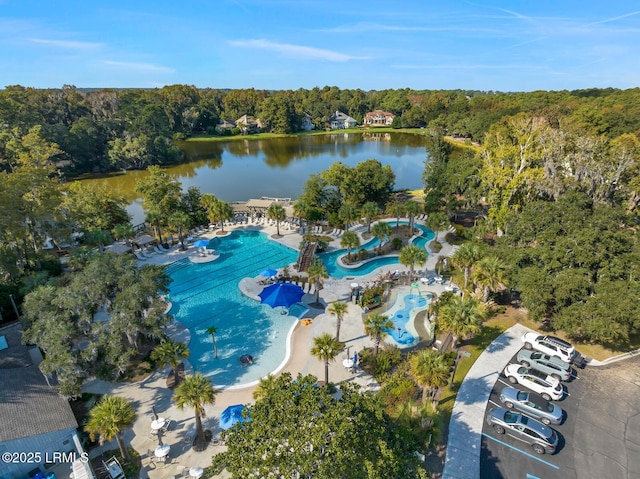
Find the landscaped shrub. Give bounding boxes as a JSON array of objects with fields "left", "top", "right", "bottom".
[
  {"left": 391, "top": 237, "right": 403, "bottom": 250},
  {"left": 442, "top": 351, "right": 457, "bottom": 367},
  {"left": 360, "top": 346, "right": 403, "bottom": 380},
  {"left": 379, "top": 370, "right": 419, "bottom": 412},
  {"left": 360, "top": 284, "right": 386, "bottom": 308},
  {"left": 357, "top": 248, "right": 369, "bottom": 260},
  {"left": 431, "top": 240, "right": 443, "bottom": 252}
]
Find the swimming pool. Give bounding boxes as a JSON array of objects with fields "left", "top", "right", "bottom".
[
  {"left": 167, "top": 230, "right": 298, "bottom": 388},
  {"left": 383, "top": 292, "right": 432, "bottom": 348},
  {"left": 320, "top": 221, "right": 434, "bottom": 278}
]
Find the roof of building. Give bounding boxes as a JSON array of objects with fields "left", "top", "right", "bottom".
[
  {"left": 235, "top": 114, "right": 260, "bottom": 126},
  {"left": 0, "top": 323, "right": 78, "bottom": 442},
  {"left": 365, "top": 110, "right": 395, "bottom": 118},
  {"left": 330, "top": 111, "right": 357, "bottom": 123}
]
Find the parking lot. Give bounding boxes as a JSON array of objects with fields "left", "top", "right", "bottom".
[{"left": 481, "top": 352, "right": 640, "bottom": 479}]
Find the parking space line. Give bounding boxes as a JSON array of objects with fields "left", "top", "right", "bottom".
[
  {"left": 488, "top": 399, "right": 501, "bottom": 408},
  {"left": 497, "top": 378, "right": 512, "bottom": 387},
  {"left": 482, "top": 433, "right": 560, "bottom": 470},
  {"left": 526, "top": 474, "right": 541, "bottom": 479}
]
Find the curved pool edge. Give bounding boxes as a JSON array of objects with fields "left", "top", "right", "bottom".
[
  {"left": 217, "top": 319, "right": 299, "bottom": 391},
  {"left": 380, "top": 289, "right": 433, "bottom": 349}
]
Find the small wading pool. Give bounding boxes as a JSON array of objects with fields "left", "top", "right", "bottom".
[{"left": 382, "top": 293, "right": 433, "bottom": 348}]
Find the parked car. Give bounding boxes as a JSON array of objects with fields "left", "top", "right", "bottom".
[
  {"left": 504, "top": 364, "right": 564, "bottom": 400},
  {"left": 486, "top": 407, "right": 559, "bottom": 454},
  {"left": 499, "top": 387, "right": 564, "bottom": 425},
  {"left": 521, "top": 332, "right": 576, "bottom": 363},
  {"left": 516, "top": 349, "right": 572, "bottom": 381}
]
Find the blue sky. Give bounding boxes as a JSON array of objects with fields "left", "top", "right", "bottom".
[{"left": 1, "top": 0, "right": 639, "bottom": 92}]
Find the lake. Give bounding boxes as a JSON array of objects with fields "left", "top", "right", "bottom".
[{"left": 80, "top": 131, "right": 430, "bottom": 225}]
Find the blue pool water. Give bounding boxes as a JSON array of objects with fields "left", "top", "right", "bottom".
[
  {"left": 385, "top": 293, "right": 430, "bottom": 346},
  {"left": 166, "top": 222, "right": 434, "bottom": 386},
  {"left": 320, "top": 221, "right": 434, "bottom": 279},
  {"left": 167, "top": 230, "right": 298, "bottom": 387}
]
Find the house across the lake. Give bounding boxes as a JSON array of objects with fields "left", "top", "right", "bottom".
[
  {"left": 216, "top": 118, "right": 237, "bottom": 133},
  {"left": 300, "top": 114, "right": 315, "bottom": 131},
  {"left": 364, "top": 110, "right": 396, "bottom": 126},
  {"left": 235, "top": 114, "right": 263, "bottom": 134},
  {"left": 329, "top": 111, "right": 357, "bottom": 130}
]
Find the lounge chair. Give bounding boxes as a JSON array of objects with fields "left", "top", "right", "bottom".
[
  {"left": 153, "top": 246, "right": 165, "bottom": 254},
  {"left": 134, "top": 252, "right": 147, "bottom": 261},
  {"left": 142, "top": 250, "right": 154, "bottom": 258}
]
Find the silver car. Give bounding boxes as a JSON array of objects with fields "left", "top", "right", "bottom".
[
  {"left": 516, "top": 349, "right": 572, "bottom": 381},
  {"left": 486, "top": 407, "right": 559, "bottom": 455},
  {"left": 499, "top": 387, "right": 564, "bottom": 425}
]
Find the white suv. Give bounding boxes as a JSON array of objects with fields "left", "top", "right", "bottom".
[
  {"left": 521, "top": 332, "right": 576, "bottom": 364},
  {"left": 504, "top": 364, "right": 564, "bottom": 401}
]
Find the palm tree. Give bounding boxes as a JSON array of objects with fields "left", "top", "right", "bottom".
[
  {"left": 361, "top": 201, "right": 381, "bottom": 233},
  {"left": 112, "top": 223, "right": 134, "bottom": 248},
  {"left": 452, "top": 242, "right": 483, "bottom": 289},
  {"left": 371, "top": 221, "right": 392, "bottom": 255},
  {"left": 338, "top": 202, "right": 359, "bottom": 231},
  {"left": 253, "top": 373, "right": 278, "bottom": 400},
  {"left": 150, "top": 339, "right": 190, "bottom": 387},
  {"left": 205, "top": 325, "right": 218, "bottom": 358},
  {"left": 399, "top": 244, "right": 427, "bottom": 283},
  {"left": 85, "top": 396, "right": 135, "bottom": 462},
  {"left": 473, "top": 256, "right": 509, "bottom": 302},
  {"left": 267, "top": 203, "right": 286, "bottom": 236},
  {"left": 404, "top": 200, "right": 422, "bottom": 236},
  {"left": 306, "top": 257, "right": 328, "bottom": 305},
  {"left": 410, "top": 349, "right": 450, "bottom": 403},
  {"left": 340, "top": 231, "right": 360, "bottom": 262},
  {"left": 201, "top": 194, "right": 234, "bottom": 232},
  {"left": 174, "top": 373, "right": 217, "bottom": 448},
  {"left": 387, "top": 202, "right": 406, "bottom": 230},
  {"left": 311, "top": 333, "right": 342, "bottom": 385},
  {"left": 363, "top": 312, "right": 394, "bottom": 355},
  {"left": 437, "top": 296, "right": 488, "bottom": 347},
  {"left": 292, "top": 199, "right": 308, "bottom": 225},
  {"left": 425, "top": 211, "right": 449, "bottom": 242},
  {"left": 168, "top": 210, "right": 192, "bottom": 250},
  {"left": 327, "top": 301, "right": 348, "bottom": 341}
]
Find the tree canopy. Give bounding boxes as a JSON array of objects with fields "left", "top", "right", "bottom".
[
  {"left": 21, "top": 252, "right": 171, "bottom": 397},
  {"left": 212, "top": 373, "right": 428, "bottom": 479}
]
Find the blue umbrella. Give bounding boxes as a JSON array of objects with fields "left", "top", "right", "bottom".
[
  {"left": 193, "top": 239, "right": 209, "bottom": 248},
  {"left": 258, "top": 282, "right": 305, "bottom": 309},
  {"left": 220, "top": 404, "right": 250, "bottom": 430},
  {"left": 259, "top": 268, "right": 278, "bottom": 277}
]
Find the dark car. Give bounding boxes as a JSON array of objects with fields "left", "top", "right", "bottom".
[
  {"left": 486, "top": 407, "right": 559, "bottom": 454},
  {"left": 499, "top": 387, "right": 564, "bottom": 425}
]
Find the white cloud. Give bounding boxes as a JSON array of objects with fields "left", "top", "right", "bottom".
[
  {"left": 228, "top": 39, "right": 369, "bottom": 62},
  {"left": 99, "top": 60, "right": 175, "bottom": 73},
  {"left": 29, "top": 38, "right": 104, "bottom": 49}
]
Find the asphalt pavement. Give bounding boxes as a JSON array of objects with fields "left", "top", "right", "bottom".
[{"left": 442, "top": 323, "right": 640, "bottom": 479}]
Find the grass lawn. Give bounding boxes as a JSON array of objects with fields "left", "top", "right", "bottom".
[
  {"left": 436, "top": 314, "right": 516, "bottom": 443},
  {"left": 184, "top": 127, "right": 425, "bottom": 143}
]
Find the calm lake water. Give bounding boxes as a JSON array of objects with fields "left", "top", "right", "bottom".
[{"left": 80, "top": 132, "right": 429, "bottom": 225}]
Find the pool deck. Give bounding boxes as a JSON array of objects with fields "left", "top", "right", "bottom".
[{"left": 83, "top": 219, "right": 460, "bottom": 478}]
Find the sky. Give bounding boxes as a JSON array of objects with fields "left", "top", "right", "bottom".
[{"left": 1, "top": 0, "right": 640, "bottom": 92}]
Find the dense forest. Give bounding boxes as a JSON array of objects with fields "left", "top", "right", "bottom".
[
  {"left": 2, "top": 83, "right": 640, "bottom": 351},
  {"left": 2, "top": 84, "right": 640, "bottom": 175}
]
